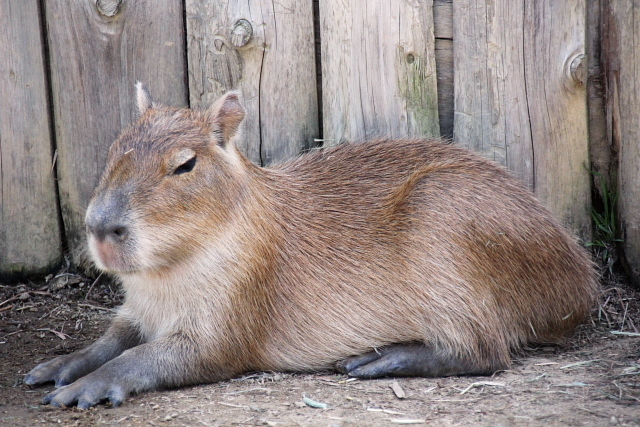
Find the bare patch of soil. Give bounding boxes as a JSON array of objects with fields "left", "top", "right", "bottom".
[{"left": 1, "top": 272, "right": 639, "bottom": 426}]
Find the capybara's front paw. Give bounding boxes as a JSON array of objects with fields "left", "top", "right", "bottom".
[
  {"left": 42, "top": 374, "right": 126, "bottom": 409},
  {"left": 24, "top": 354, "right": 91, "bottom": 388}
]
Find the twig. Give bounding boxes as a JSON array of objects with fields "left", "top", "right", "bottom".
[
  {"left": 85, "top": 273, "right": 103, "bottom": 301},
  {"left": 527, "top": 373, "right": 547, "bottom": 382},
  {"left": 216, "top": 402, "right": 248, "bottom": 409},
  {"left": 77, "top": 303, "right": 114, "bottom": 312},
  {"left": 621, "top": 301, "right": 629, "bottom": 331},
  {"left": 0, "top": 295, "right": 21, "bottom": 308},
  {"left": 223, "top": 387, "right": 272, "bottom": 395},
  {"left": 560, "top": 360, "right": 600, "bottom": 369},
  {"left": 611, "top": 331, "right": 640, "bottom": 337},
  {"left": 611, "top": 381, "right": 623, "bottom": 400},
  {"left": 36, "top": 328, "right": 71, "bottom": 340},
  {"left": 459, "top": 381, "right": 505, "bottom": 395},
  {"left": 599, "top": 296, "right": 612, "bottom": 328},
  {"left": 367, "top": 407, "right": 406, "bottom": 415},
  {"left": 553, "top": 382, "right": 588, "bottom": 387},
  {"left": 615, "top": 372, "right": 640, "bottom": 377},
  {"left": 579, "top": 407, "right": 601, "bottom": 417}
]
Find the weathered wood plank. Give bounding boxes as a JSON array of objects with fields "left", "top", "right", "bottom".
[
  {"left": 454, "top": 0, "right": 590, "bottom": 240},
  {"left": 45, "top": 0, "right": 188, "bottom": 268},
  {"left": 453, "top": 0, "right": 534, "bottom": 186},
  {"left": 523, "top": 0, "right": 590, "bottom": 240},
  {"left": 320, "top": 0, "right": 440, "bottom": 145},
  {"left": 603, "top": 0, "right": 640, "bottom": 285},
  {"left": 0, "top": 1, "right": 62, "bottom": 278},
  {"left": 186, "top": 0, "right": 319, "bottom": 165}
]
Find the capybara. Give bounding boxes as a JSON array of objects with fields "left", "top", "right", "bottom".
[{"left": 25, "top": 84, "right": 598, "bottom": 409}]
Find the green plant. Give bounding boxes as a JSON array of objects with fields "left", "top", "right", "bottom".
[{"left": 587, "top": 169, "right": 622, "bottom": 275}]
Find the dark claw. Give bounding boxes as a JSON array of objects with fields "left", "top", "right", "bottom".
[
  {"left": 77, "top": 399, "right": 93, "bottom": 410},
  {"left": 42, "top": 393, "right": 53, "bottom": 405},
  {"left": 108, "top": 390, "right": 125, "bottom": 407},
  {"left": 24, "top": 364, "right": 53, "bottom": 386},
  {"left": 38, "top": 376, "right": 128, "bottom": 409},
  {"left": 336, "top": 351, "right": 382, "bottom": 374},
  {"left": 348, "top": 357, "right": 397, "bottom": 378},
  {"left": 45, "top": 397, "right": 65, "bottom": 408}
]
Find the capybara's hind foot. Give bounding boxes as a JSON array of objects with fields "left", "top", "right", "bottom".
[{"left": 336, "top": 343, "right": 497, "bottom": 378}]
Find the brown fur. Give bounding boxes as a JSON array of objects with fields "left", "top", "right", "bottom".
[{"left": 25, "top": 89, "right": 598, "bottom": 408}]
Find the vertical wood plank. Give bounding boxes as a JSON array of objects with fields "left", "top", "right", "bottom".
[
  {"left": 454, "top": 0, "right": 590, "bottom": 240},
  {"left": 604, "top": 0, "right": 640, "bottom": 285},
  {"left": 45, "top": 0, "right": 188, "bottom": 267},
  {"left": 523, "top": 0, "right": 590, "bottom": 239},
  {"left": 453, "top": 0, "right": 534, "bottom": 186},
  {"left": 0, "top": 1, "right": 62, "bottom": 278},
  {"left": 320, "top": 0, "right": 440, "bottom": 145},
  {"left": 186, "top": 0, "right": 319, "bottom": 165}
]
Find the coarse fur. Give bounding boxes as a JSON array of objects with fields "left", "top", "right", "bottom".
[{"left": 25, "top": 87, "right": 599, "bottom": 408}]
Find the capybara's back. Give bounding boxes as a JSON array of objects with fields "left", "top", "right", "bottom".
[
  {"left": 251, "top": 138, "right": 598, "bottom": 376},
  {"left": 25, "top": 88, "right": 598, "bottom": 409}
]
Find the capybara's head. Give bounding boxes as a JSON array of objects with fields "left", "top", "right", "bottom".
[{"left": 85, "top": 84, "right": 247, "bottom": 275}]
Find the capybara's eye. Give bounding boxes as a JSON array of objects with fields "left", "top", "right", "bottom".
[{"left": 173, "top": 156, "right": 197, "bottom": 175}]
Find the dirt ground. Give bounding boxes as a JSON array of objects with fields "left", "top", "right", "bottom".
[{"left": 1, "top": 271, "right": 639, "bottom": 426}]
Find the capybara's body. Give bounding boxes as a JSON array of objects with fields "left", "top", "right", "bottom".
[{"left": 26, "top": 87, "right": 598, "bottom": 408}]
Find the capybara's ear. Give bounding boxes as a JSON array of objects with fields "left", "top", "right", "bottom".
[
  {"left": 207, "top": 91, "right": 245, "bottom": 148},
  {"left": 135, "top": 82, "right": 154, "bottom": 116}
]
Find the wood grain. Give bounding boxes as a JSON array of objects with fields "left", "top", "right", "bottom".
[
  {"left": 320, "top": 0, "right": 440, "bottom": 145},
  {"left": 603, "top": 0, "right": 640, "bottom": 285},
  {"left": 186, "top": 0, "right": 319, "bottom": 165},
  {"left": 523, "top": 0, "right": 590, "bottom": 240},
  {"left": 0, "top": 1, "right": 62, "bottom": 277},
  {"left": 44, "top": 0, "right": 188, "bottom": 268},
  {"left": 453, "top": 0, "right": 534, "bottom": 186},
  {"left": 454, "top": 0, "right": 590, "bottom": 240}
]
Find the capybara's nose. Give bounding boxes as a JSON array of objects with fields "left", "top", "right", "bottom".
[
  {"left": 85, "top": 190, "right": 130, "bottom": 243},
  {"left": 86, "top": 218, "right": 129, "bottom": 243}
]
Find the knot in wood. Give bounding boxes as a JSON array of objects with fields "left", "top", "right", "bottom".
[
  {"left": 231, "top": 19, "right": 253, "bottom": 47},
  {"left": 569, "top": 54, "right": 586, "bottom": 86},
  {"left": 96, "top": 0, "right": 122, "bottom": 17}
]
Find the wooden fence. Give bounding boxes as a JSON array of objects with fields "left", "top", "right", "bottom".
[{"left": 1, "top": 0, "right": 638, "bottom": 285}]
